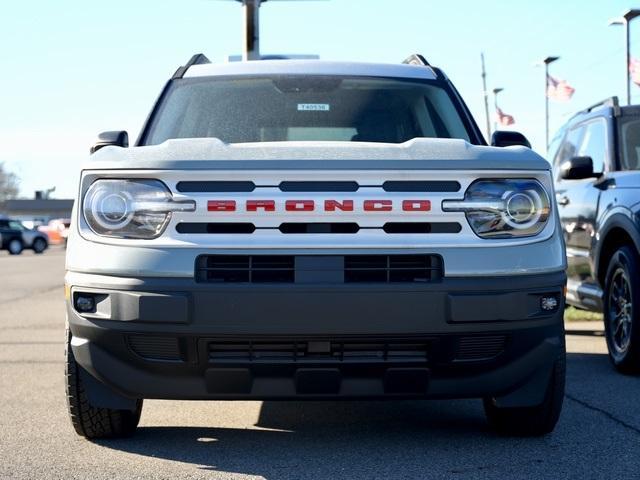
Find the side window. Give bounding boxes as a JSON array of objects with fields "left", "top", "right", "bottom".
[
  {"left": 547, "top": 134, "right": 563, "bottom": 167},
  {"left": 621, "top": 118, "right": 640, "bottom": 170},
  {"left": 554, "top": 126, "right": 584, "bottom": 179},
  {"left": 8, "top": 221, "right": 25, "bottom": 231},
  {"left": 578, "top": 120, "right": 607, "bottom": 174}
]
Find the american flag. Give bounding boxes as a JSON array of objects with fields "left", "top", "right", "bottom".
[
  {"left": 547, "top": 74, "right": 575, "bottom": 102},
  {"left": 496, "top": 107, "right": 515, "bottom": 126},
  {"left": 630, "top": 57, "right": 640, "bottom": 87}
]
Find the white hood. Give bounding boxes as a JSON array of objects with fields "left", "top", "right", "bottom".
[{"left": 85, "top": 137, "right": 550, "bottom": 172}]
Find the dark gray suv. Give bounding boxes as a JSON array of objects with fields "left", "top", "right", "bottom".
[
  {"left": 551, "top": 96, "right": 640, "bottom": 373},
  {"left": 0, "top": 218, "right": 48, "bottom": 255}
]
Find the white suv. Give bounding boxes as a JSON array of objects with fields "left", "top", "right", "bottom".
[{"left": 65, "top": 54, "right": 567, "bottom": 439}]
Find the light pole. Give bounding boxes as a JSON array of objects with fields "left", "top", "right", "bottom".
[
  {"left": 234, "top": 0, "right": 262, "bottom": 61},
  {"left": 538, "top": 56, "right": 559, "bottom": 150},
  {"left": 229, "top": 0, "right": 326, "bottom": 61},
  {"left": 492, "top": 87, "right": 504, "bottom": 132},
  {"left": 481, "top": 53, "right": 491, "bottom": 142},
  {"left": 609, "top": 9, "right": 640, "bottom": 105}
]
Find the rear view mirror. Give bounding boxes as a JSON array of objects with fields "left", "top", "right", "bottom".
[
  {"left": 491, "top": 131, "right": 531, "bottom": 148},
  {"left": 560, "top": 156, "right": 597, "bottom": 180},
  {"left": 90, "top": 131, "right": 129, "bottom": 154}
]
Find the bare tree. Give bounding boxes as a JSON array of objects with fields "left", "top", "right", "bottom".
[{"left": 0, "top": 162, "right": 20, "bottom": 202}]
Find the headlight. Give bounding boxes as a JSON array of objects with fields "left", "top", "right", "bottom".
[
  {"left": 83, "top": 179, "right": 195, "bottom": 239},
  {"left": 442, "top": 179, "right": 551, "bottom": 238}
]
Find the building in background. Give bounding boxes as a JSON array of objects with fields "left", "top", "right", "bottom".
[{"left": 0, "top": 196, "right": 74, "bottom": 227}]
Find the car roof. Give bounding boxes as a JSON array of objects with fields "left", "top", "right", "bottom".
[{"left": 184, "top": 60, "right": 438, "bottom": 81}]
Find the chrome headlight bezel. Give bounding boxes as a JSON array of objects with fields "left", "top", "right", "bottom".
[
  {"left": 442, "top": 178, "right": 552, "bottom": 239},
  {"left": 82, "top": 179, "right": 195, "bottom": 239}
]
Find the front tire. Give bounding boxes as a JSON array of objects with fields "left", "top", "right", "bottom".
[
  {"left": 483, "top": 350, "right": 565, "bottom": 436},
  {"left": 32, "top": 237, "right": 47, "bottom": 254},
  {"left": 603, "top": 246, "right": 640, "bottom": 373},
  {"left": 7, "top": 238, "right": 23, "bottom": 255},
  {"left": 65, "top": 330, "right": 143, "bottom": 439}
]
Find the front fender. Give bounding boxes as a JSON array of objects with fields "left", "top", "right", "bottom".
[{"left": 594, "top": 208, "right": 640, "bottom": 280}]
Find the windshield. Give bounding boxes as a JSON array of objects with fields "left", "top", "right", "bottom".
[{"left": 144, "top": 76, "right": 472, "bottom": 145}]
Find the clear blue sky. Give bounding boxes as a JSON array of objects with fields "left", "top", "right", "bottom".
[{"left": 0, "top": 0, "right": 637, "bottom": 198}]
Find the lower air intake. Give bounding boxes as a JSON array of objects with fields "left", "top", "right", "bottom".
[
  {"left": 208, "top": 339, "right": 430, "bottom": 363},
  {"left": 128, "top": 336, "right": 184, "bottom": 362},
  {"left": 195, "top": 255, "right": 443, "bottom": 284},
  {"left": 454, "top": 335, "right": 507, "bottom": 361}
]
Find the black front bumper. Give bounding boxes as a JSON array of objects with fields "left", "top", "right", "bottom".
[{"left": 67, "top": 271, "right": 566, "bottom": 405}]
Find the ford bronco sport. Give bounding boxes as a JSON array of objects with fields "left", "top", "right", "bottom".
[
  {"left": 551, "top": 96, "right": 640, "bottom": 373},
  {"left": 65, "top": 54, "right": 567, "bottom": 438}
]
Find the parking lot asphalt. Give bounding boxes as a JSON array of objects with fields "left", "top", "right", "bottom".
[{"left": 1, "top": 247, "right": 639, "bottom": 480}]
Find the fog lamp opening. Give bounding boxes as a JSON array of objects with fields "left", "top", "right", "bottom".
[
  {"left": 75, "top": 294, "right": 96, "bottom": 313},
  {"left": 540, "top": 295, "right": 559, "bottom": 312}
]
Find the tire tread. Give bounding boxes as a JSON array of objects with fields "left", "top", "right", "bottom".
[
  {"left": 65, "top": 330, "right": 141, "bottom": 439},
  {"left": 483, "top": 348, "right": 565, "bottom": 436}
]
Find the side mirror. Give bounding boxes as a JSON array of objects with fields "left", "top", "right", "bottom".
[
  {"left": 560, "top": 156, "right": 597, "bottom": 180},
  {"left": 491, "top": 130, "right": 531, "bottom": 148},
  {"left": 90, "top": 131, "right": 129, "bottom": 154}
]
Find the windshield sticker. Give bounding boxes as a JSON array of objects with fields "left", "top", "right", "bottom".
[{"left": 297, "top": 103, "right": 330, "bottom": 111}]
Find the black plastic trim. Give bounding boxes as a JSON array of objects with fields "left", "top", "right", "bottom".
[
  {"left": 383, "top": 181, "right": 461, "bottom": 192},
  {"left": 172, "top": 53, "right": 211, "bottom": 80},
  {"left": 279, "top": 181, "right": 359, "bottom": 192},
  {"left": 177, "top": 223, "right": 256, "bottom": 234},
  {"left": 382, "top": 222, "right": 461, "bottom": 234},
  {"left": 176, "top": 181, "right": 256, "bottom": 193}
]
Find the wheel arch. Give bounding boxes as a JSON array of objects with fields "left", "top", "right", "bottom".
[
  {"left": 596, "top": 214, "right": 640, "bottom": 287},
  {"left": 1, "top": 233, "right": 23, "bottom": 250}
]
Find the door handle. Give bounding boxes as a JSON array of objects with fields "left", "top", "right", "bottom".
[{"left": 556, "top": 195, "right": 570, "bottom": 206}]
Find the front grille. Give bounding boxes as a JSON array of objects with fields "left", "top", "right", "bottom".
[
  {"left": 177, "top": 223, "right": 256, "bottom": 234},
  {"left": 195, "top": 254, "right": 443, "bottom": 284},
  {"left": 178, "top": 222, "right": 461, "bottom": 235},
  {"left": 279, "top": 223, "right": 360, "bottom": 234},
  {"left": 382, "top": 181, "right": 460, "bottom": 192},
  {"left": 382, "top": 222, "right": 461, "bottom": 234},
  {"left": 454, "top": 335, "right": 507, "bottom": 362},
  {"left": 196, "top": 255, "right": 295, "bottom": 283},
  {"left": 176, "top": 181, "right": 256, "bottom": 192},
  {"left": 279, "top": 181, "right": 359, "bottom": 192},
  {"left": 128, "top": 336, "right": 184, "bottom": 362},
  {"left": 208, "top": 339, "right": 430, "bottom": 363},
  {"left": 176, "top": 180, "right": 460, "bottom": 193},
  {"left": 344, "top": 255, "right": 442, "bottom": 283}
]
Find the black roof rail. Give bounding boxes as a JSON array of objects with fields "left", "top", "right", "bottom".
[
  {"left": 402, "top": 54, "right": 430, "bottom": 67},
  {"left": 172, "top": 53, "right": 211, "bottom": 80},
  {"left": 576, "top": 96, "right": 620, "bottom": 117}
]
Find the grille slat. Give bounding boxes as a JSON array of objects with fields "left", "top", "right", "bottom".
[
  {"left": 279, "top": 223, "right": 360, "bottom": 234},
  {"left": 209, "top": 339, "right": 430, "bottom": 363},
  {"left": 383, "top": 223, "right": 462, "bottom": 234},
  {"left": 176, "top": 181, "right": 256, "bottom": 192},
  {"left": 196, "top": 255, "right": 443, "bottom": 284},
  {"left": 177, "top": 222, "right": 461, "bottom": 235},
  {"left": 128, "top": 336, "right": 183, "bottom": 362},
  {"left": 175, "top": 180, "right": 460, "bottom": 193},
  {"left": 382, "top": 181, "right": 461, "bottom": 192},
  {"left": 455, "top": 336, "right": 507, "bottom": 361},
  {"left": 279, "top": 181, "right": 359, "bottom": 192}
]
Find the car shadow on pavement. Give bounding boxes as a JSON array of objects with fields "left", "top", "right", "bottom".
[
  {"left": 565, "top": 329, "right": 605, "bottom": 337},
  {"left": 95, "top": 399, "right": 542, "bottom": 478},
  {"left": 94, "top": 353, "right": 639, "bottom": 479}
]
